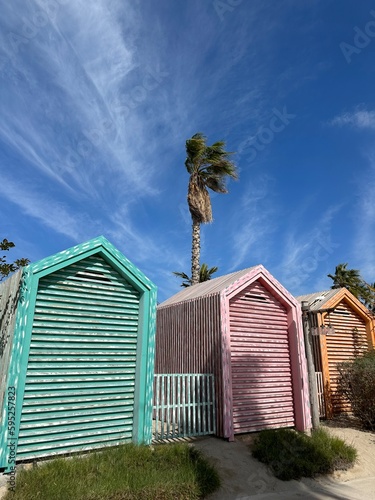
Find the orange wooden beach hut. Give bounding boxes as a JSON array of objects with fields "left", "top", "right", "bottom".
[{"left": 297, "top": 288, "right": 375, "bottom": 418}]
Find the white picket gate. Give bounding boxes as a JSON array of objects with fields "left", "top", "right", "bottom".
[{"left": 152, "top": 374, "right": 216, "bottom": 440}]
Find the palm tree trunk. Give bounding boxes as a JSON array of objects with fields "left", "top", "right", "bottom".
[{"left": 191, "top": 220, "right": 200, "bottom": 285}]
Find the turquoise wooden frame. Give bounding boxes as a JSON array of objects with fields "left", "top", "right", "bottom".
[{"left": 0, "top": 236, "right": 157, "bottom": 471}]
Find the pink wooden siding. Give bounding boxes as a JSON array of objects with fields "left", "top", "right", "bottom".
[{"left": 229, "top": 281, "right": 295, "bottom": 432}]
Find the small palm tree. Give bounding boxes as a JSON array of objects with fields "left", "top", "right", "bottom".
[
  {"left": 185, "top": 132, "right": 238, "bottom": 285},
  {"left": 199, "top": 263, "right": 218, "bottom": 283},
  {"left": 173, "top": 263, "right": 219, "bottom": 288}
]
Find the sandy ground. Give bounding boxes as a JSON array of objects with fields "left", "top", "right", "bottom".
[
  {"left": 0, "top": 420, "right": 374, "bottom": 499},
  {"left": 193, "top": 420, "right": 375, "bottom": 500},
  {"left": 322, "top": 420, "right": 375, "bottom": 482}
]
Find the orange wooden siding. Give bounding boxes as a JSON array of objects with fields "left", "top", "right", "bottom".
[{"left": 324, "top": 303, "right": 369, "bottom": 414}]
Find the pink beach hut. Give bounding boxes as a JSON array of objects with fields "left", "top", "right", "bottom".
[{"left": 155, "top": 266, "right": 311, "bottom": 440}]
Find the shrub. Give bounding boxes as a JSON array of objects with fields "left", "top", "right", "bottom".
[
  {"left": 336, "top": 350, "right": 375, "bottom": 430},
  {"left": 251, "top": 428, "right": 357, "bottom": 481}
]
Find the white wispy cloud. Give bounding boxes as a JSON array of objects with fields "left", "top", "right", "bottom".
[
  {"left": 0, "top": 175, "right": 99, "bottom": 241},
  {"left": 0, "top": 0, "right": 163, "bottom": 205},
  {"left": 0, "top": 1, "right": 340, "bottom": 304},
  {"left": 276, "top": 205, "right": 342, "bottom": 294},
  {"left": 330, "top": 108, "right": 375, "bottom": 130},
  {"left": 227, "top": 175, "right": 277, "bottom": 271},
  {"left": 352, "top": 158, "right": 375, "bottom": 279}
]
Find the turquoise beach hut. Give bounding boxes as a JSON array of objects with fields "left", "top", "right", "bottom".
[{"left": 0, "top": 237, "right": 156, "bottom": 471}]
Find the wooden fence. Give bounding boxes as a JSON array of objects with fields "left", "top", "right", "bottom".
[
  {"left": 0, "top": 271, "right": 22, "bottom": 420},
  {"left": 153, "top": 374, "right": 216, "bottom": 440}
]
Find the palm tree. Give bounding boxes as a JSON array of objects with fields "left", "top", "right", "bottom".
[
  {"left": 328, "top": 263, "right": 375, "bottom": 310},
  {"left": 362, "top": 282, "right": 375, "bottom": 313},
  {"left": 327, "top": 263, "right": 363, "bottom": 299},
  {"left": 185, "top": 132, "right": 238, "bottom": 285},
  {"left": 173, "top": 263, "right": 219, "bottom": 288}
]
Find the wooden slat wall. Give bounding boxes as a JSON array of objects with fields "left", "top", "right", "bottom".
[
  {"left": 17, "top": 255, "right": 140, "bottom": 460},
  {"left": 155, "top": 295, "right": 224, "bottom": 436},
  {"left": 229, "top": 281, "right": 295, "bottom": 432},
  {"left": 0, "top": 270, "right": 22, "bottom": 421},
  {"left": 325, "top": 303, "right": 369, "bottom": 414}
]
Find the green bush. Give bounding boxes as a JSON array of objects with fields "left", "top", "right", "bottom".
[
  {"left": 251, "top": 428, "right": 357, "bottom": 481},
  {"left": 336, "top": 350, "right": 375, "bottom": 430}
]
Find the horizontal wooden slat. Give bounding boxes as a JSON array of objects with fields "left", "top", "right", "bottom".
[
  {"left": 230, "top": 281, "right": 295, "bottom": 432},
  {"left": 325, "top": 302, "right": 369, "bottom": 414},
  {"left": 17, "top": 256, "right": 140, "bottom": 460}
]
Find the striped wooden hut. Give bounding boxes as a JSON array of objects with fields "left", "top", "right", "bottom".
[
  {"left": 0, "top": 236, "right": 156, "bottom": 471},
  {"left": 156, "top": 266, "right": 311, "bottom": 441},
  {"left": 297, "top": 288, "right": 375, "bottom": 418}
]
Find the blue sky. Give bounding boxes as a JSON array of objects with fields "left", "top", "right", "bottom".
[{"left": 1, "top": 0, "right": 375, "bottom": 302}]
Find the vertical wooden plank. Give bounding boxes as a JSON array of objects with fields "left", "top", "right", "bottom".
[
  {"left": 202, "top": 374, "right": 207, "bottom": 434},
  {"left": 182, "top": 374, "right": 187, "bottom": 437},
  {"left": 154, "top": 375, "right": 160, "bottom": 440},
  {"left": 160, "top": 375, "right": 165, "bottom": 440},
  {"left": 167, "top": 375, "right": 171, "bottom": 439},
  {"left": 171, "top": 375, "right": 176, "bottom": 438},
  {"left": 211, "top": 375, "right": 216, "bottom": 434},
  {"left": 177, "top": 375, "right": 181, "bottom": 437}
]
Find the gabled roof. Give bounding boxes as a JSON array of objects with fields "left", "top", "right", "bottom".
[
  {"left": 296, "top": 288, "right": 374, "bottom": 323},
  {"left": 296, "top": 289, "right": 342, "bottom": 311},
  {"left": 161, "top": 263, "right": 303, "bottom": 310},
  {"left": 27, "top": 236, "right": 156, "bottom": 293},
  {"left": 160, "top": 266, "right": 259, "bottom": 307}
]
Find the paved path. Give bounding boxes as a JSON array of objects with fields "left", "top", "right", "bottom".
[{"left": 192, "top": 436, "right": 375, "bottom": 500}]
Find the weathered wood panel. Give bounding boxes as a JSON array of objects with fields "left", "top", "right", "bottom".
[
  {"left": 0, "top": 270, "right": 22, "bottom": 420},
  {"left": 229, "top": 281, "right": 295, "bottom": 432},
  {"left": 16, "top": 256, "right": 140, "bottom": 460}
]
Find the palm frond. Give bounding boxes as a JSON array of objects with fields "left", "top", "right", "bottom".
[
  {"left": 185, "top": 133, "right": 207, "bottom": 174},
  {"left": 204, "top": 176, "right": 227, "bottom": 193},
  {"left": 172, "top": 271, "right": 190, "bottom": 280}
]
